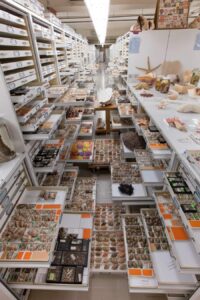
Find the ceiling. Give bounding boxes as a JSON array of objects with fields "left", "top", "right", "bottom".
[{"left": 40, "top": 0, "right": 200, "bottom": 44}]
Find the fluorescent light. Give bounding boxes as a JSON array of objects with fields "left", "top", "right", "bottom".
[{"left": 84, "top": 0, "right": 110, "bottom": 45}]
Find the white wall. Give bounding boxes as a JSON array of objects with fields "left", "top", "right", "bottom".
[
  {"left": 128, "top": 29, "right": 200, "bottom": 77},
  {"left": 166, "top": 29, "right": 200, "bottom": 72}
]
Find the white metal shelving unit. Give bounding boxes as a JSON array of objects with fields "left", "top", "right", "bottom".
[
  {"left": 0, "top": 0, "right": 95, "bottom": 297},
  {"left": 117, "top": 49, "right": 200, "bottom": 297}
]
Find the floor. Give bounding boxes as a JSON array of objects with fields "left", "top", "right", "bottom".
[
  {"left": 28, "top": 66, "right": 166, "bottom": 300},
  {"left": 28, "top": 174, "right": 166, "bottom": 300},
  {"left": 29, "top": 274, "right": 166, "bottom": 300}
]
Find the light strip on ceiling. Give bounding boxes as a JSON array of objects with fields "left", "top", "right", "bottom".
[{"left": 84, "top": 0, "right": 110, "bottom": 45}]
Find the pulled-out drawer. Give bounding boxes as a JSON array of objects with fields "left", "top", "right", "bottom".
[
  {"left": 7, "top": 74, "right": 37, "bottom": 91},
  {"left": 5, "top": 68, "right": 36, "bottom": 83}
]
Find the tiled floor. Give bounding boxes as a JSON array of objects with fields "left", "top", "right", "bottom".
[
  {"left": 29, "top": 274, "right": 166, "bottom": 300},
  {"left": 96, "top": 171, "right": 112, "bottom": 203}
]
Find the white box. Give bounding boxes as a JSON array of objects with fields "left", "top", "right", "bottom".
[
  {"left": 40, "top": 57, "right": 54, "bottom": 64},
  {"left": 37, "top": 42, "right": 51, "bottom": 49},
  {"left": 35, "top": 31, "right": 51, "bottom": 40},
  {"left": 0, "top": 50, "right": 32, "bottom": 59},
  {"left": 0, "top": 24, "right": 27, "bottom": 36},
  {"left": 39, "top": 50, "right": 54, "bottom": 56},
  {"left": 0, "top": 37, "right": 30, "bottom": 47},
  {"left": 1, "top": 60, "right": 34, "bottom": 72}
]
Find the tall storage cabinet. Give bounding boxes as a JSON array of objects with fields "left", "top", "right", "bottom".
[{"left": 0, "top": 1, "right": 93, "bottom": 297}]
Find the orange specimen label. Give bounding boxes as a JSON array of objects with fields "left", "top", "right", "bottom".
[
  {"left": 163, "top": 213, "right": 172, "bottom": 220},
  {"left": 83, "top": 229, "right": 91, "bottom": 239},
  {"left": 23, "top": 252, "right": 32, "bottom": 260},
  {"left": 171, "top": 226, "right": 189, "bottom": 240},
  {"left": 128, "top": 269, "right": 142, "bottom": 276},
  {"left": 81, "top": 214, "right": 91, "bottom": 219},
  {"left": 43, "top": 204, "right": 61, "bottom": 209},
  {"left": 16, "top": 252, "right": 24, "bottom": 260},
  {"left": 189, "top": 220, "right": 200, "bottom": 228},
  {"left": 143, "top": 269, "right": 154, "bottom": 277}
]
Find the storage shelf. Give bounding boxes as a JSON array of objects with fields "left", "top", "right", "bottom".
[
  {"left": 12, "top": 86, "right": 45, "bottom": 109},
  {"left": 153, "top": 191, "right": 200, "bottom": 274},
  {"left": 20, "top": 104, "right": 54, "bottom": 132},
  {"left": 164, "top": 173, "right": 200, "bottom": 255},
  {"left": 111, "top": 112, "right": 134, "bottom": 130},
  {"left": 0, "top": 187, "right": 68, "bottom": 268},
  {"left": 33, "top": 139, "right": 65, "bottom": 173},
  {"left": 17, "top": 98, "right": 47, "bottom": 124},
  {"left": 58, "top": 167, "right": 79, "bottom": 202},
  {"left": 78, "top": 121, "right": 93, "bottom": 138},
  {"left": 122, "top": 216, "right": 158, "bottom": 291},
  {"left": 140, "top": 170, "right": 164, "bottom": 187},
  {"left": 23, "top": 112, "right": 64, "bottom": 140},
  {"left": 8, "top": 212, "right": 92, "bottom": 291},
  {"left": 141, "top": 209, "right": 198, "bottom": 291}
]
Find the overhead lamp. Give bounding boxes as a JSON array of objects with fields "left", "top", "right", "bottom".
[{"left": 84, "top": 0, "right": 110, "bottom": 45}]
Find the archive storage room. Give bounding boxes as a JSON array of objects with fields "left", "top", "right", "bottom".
[{"left": 0, "top": 0, "right": 200, "bottom": 300}]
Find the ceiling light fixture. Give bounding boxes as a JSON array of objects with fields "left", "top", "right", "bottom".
[{"left": 84, "top": 0, "right": 110, "bottom": 45}]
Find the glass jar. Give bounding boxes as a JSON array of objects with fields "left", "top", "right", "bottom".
[
  {"left": 190, "top": 69, "right": 200, "bottom": 86},
  {"left": 155, "top": 77, "right": 170, "bottom": 93}
]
